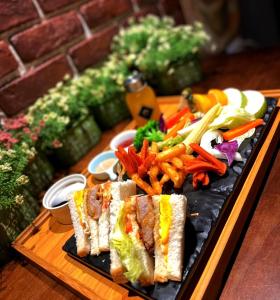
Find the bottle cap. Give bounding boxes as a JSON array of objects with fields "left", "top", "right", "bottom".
[{"left": 125, "top": 72, "right": 146, "bottom": 92}]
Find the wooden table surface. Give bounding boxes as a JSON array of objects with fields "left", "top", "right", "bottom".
[{"left": 1, "top": 48, "right": 280, "bottom": 300}]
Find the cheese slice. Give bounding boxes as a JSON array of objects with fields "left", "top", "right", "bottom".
[
  {"left": 73, "top": 190, "right": 85, "bottom": 223},
  {"left": 159, "top": 195, "right": 172, "bottom": 257}
]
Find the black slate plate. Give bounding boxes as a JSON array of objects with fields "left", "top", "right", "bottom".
[{"left": 63, "top": 98, "right": 278, "bottom": 300}]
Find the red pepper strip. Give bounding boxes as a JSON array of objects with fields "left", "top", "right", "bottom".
[
  {"left": 190, "top": 143, "right": 227, "bottom": 175},
  {"left": 125, "top": 216, "right": 133, "bottom": 233},
  {"left": 185, "top": 161, "right": 222, "bottom": 175},
  {"left": 166, "top": 107, "right": 192, "bottom": 129},
  {"left": 116, "top": 146, "right": 138, "bottom": 175},
  {"left": 140, "top": 139, "right": 149, "bottom": 161},
  {"left": 128, "top": 146, "right": 142, "bottom": 167},
  {"left": 222, "top": 119, "right": 265, "bottom": 141},
  {"left": 115, "top": 151, "right": 135, "bottom": 176},
  {"left": 192, "top": 172, "right": 209, "bottom": 189}
]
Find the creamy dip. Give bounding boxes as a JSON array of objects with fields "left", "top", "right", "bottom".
[{"left": 95, "top": 158, "right": 117, "bottom": 173}]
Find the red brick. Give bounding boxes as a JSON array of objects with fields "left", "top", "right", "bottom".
[
  {"left": 0, "top": 55, "right": 72, "bottom": 116},
  {"left": 160, "top": 0, "right": 181, "bottom": 13},
  {"left": 80, "top": 0, "right": 132, "bottom": 29},
  {"left": 37, "top": 0, "right": 77, "bottom": 13},
  {"left": 0, "top": 0, "right": 38, "bottom": 33},
  {"left": 0, "top": 41, "right": 18, "bottom": 78},
  {"left": 69, "top": 25, "right": 118, "bottom": 71},
  {"left": 160, "top": 0, "right": 185, "bottom": 24},
  {"left": 11, "top": 11, "right": 84, "bottom": 63},
  {"left": 134, "top": 0, "right": 158, "bottom": 7},
  {"left": 135, "top": 5, "right": 160, "bottom": 19}
]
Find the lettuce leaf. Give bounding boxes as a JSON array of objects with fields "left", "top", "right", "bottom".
[
  {"left": 209, "top": 106, "right": 255, "bottom": 130},
  {"left": 110, "top": 204, "right": 143, "bottom": 282}
]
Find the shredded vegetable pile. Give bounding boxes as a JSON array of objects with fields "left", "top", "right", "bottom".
[{"left": 116, "top": 88, "right": 266, "bottom": 193}]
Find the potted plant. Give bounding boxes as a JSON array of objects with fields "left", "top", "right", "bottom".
[
  {"left": 1, "top": 114, "right": 54, "bottom": 196},
  {"left": 76, "top": 55, "right": 131, "bottom": 129},
  {"left": 112, "top": 15, "right": 209, "bottom": 95},
  {"left": 27, "top": 77, "right": 102, "bottom": 168},
  {"left": 0, "top": 136, "right": 40, "bottom": 265}
]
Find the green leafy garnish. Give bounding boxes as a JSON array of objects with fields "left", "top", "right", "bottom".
[
  {"left": 134, "top": 120, "right": 164, "bottom": 150},
  {"left": 110, "top": 204, "right": 143, "bottom": 283}
]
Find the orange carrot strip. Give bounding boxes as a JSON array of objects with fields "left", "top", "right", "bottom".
[
  {"left": 190, "top": 143, "right": 227, "bottom": 175},
  {"left": 164, "top": 115, "right": 189, "bottom": 140},
  {"left": 222, "top": 119, "right": 265, "bottom": 141}
]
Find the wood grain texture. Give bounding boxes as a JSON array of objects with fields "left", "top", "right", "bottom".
[{"left": 220, "top": 151, "right": 280, "bottom": 300}]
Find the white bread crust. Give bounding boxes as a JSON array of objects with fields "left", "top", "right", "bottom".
[
  {"left": 68, "top": 196, "right": 90, "bottom": 257},
  {"left": 153, "top": 194, "right": 187, "bottom": 282},
  {"left": 109, "top": 180, "right": 136, "bottom": 282}
]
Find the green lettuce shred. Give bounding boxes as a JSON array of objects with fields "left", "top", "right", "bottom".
[{"left": 110, "top": 204, "right": 143, "bottom": 283}]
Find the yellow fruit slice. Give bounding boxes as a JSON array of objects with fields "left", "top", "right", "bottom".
[
  {"left": 193, "top": 94, "right": 216, "bottom": 113},
  {"left": 208, "top": 89, "right": 228, "bottom": 106}
]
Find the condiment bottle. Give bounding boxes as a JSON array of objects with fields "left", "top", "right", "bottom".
[{"left": 125, "top": 73, "right": 161, "bottom": 127}]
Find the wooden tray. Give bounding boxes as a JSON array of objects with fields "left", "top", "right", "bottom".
[{"left": 12, "top": 92, "right": 280, "bottom": 300}]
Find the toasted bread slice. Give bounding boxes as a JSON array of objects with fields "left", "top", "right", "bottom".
[
  {"left": 109, "top": 180, "right": 136, "bottom": 283},
  {"left": 153, "top": 194, "right": 187, "bottom": 282},
  {"left": 68, "top": 196, "right": 90, "bottom": 257}
]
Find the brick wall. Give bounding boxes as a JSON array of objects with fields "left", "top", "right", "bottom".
[{"left": 0, "top": 0, "right": 185, "bottom": 116}]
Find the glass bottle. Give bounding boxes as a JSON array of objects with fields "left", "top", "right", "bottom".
[{"left": 125, "top": 73, "right": 161, "bottom": 127}]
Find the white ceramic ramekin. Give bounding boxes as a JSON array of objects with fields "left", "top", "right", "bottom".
[
  {"left": 43, "top": 174, "right": 86, "bottom": 224},
  {"left": 109, "top": 129, "right": 136, "bottom": 151}
]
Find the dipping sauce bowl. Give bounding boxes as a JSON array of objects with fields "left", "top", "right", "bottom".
[
  {"left": 88, "top": 151, "right": 118, "bottom": 181},
  {"left": 43, "top": 174, "right": 86, "bottom": 224},
  {"left": 110, "top": 129, "right": 136, "bottom": 151}
]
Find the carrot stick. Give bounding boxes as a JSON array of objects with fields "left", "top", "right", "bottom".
[
  {"left": 165, "top": 107, "right": 192, "bottom": 129},
  {"left": 190, "top": 143, "right": 227, "bottom": 175},
  {"left": 222, "top": 119, "right": 264, "bottom": 141},
  {"left": 164, "top": 116, "right": 188, "bottom": 140},
  {"left": 185, "top": 161, "right": 221, "bottom": 174}
]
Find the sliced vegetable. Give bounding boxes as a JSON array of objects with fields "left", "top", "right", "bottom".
[
  {"left": 165, "top": 107, "right": 193, "bottom": 129},
  {"left": 164, "top": 116, "right": 189, "bottom": 140},
  {"left": 209, "top": 106, "right": 255, "bottom": 130},
  {"left": 222, "top": 119, "right": 264, "bottom": 141},
  {"left": 214, "top": 140, "right": 239, "bottom": 166},
  {"left": 183, "top": 103, "right": 222, "bottom": 154},
  {"left": 157, "top": 134, "right": 185, "bottom": 150},
  {"left": 231, "top": 128, "right": 255, "bottom": 146},
  {"left": 190, "top": 143, "right": 227, "bottom": 175},
  {"left": 193, "top": 94, "right": 217, "bottom": 113},
  {"left": 177, "top": 119, "right": 201, "bottom": 136},
  {"left": 208, "top": 89, "right": 228, "bottom": 106},
  {"left": 223, "top": 88, "right": 247, "bottom": 108},
  {"left": 192, "top": 172, "right": 209, "bottom": 189},
  {"left": 200, "top": 130, "right": 242, "bottom": 162},
  {"left": 243, "top": 90, "right": 267, "bottom": 118}
]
